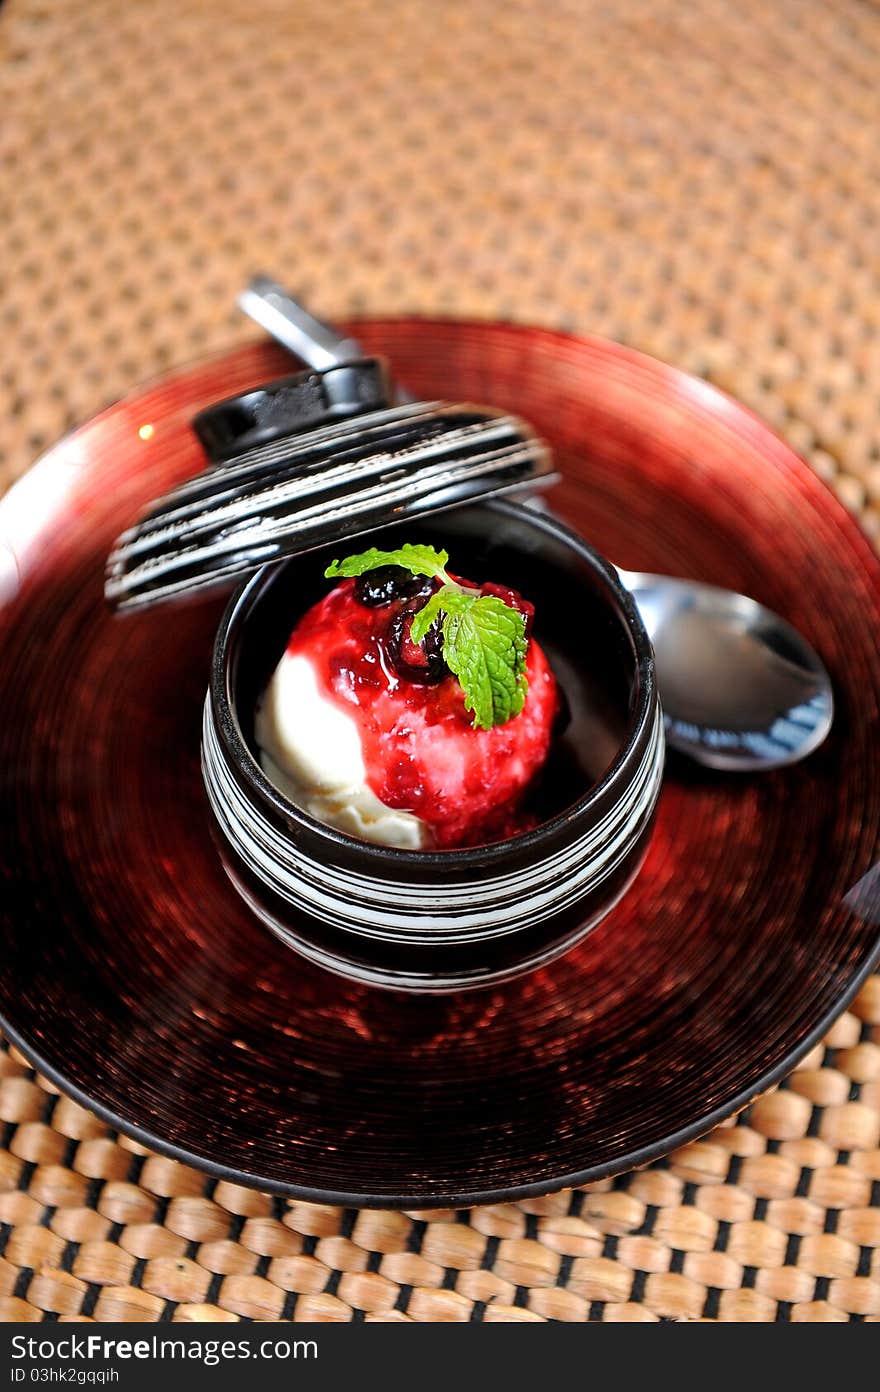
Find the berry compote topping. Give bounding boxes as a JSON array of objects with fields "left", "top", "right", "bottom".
[
  {"left": 385, "top": 597, "right": 449, "bottom": 685},
  {"left": 284, "top": 575, "right": 559, "bottom": 848},
  {"left": 354, "top": 565, "right": 431, "bottom": 608}
]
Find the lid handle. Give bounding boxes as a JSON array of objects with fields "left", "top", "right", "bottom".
[
  {"left": 238, "top": 277, "right": 365, "bottom": 371},
  {"left": 193, "top": 359, "right": 393, "bottom": 463}
]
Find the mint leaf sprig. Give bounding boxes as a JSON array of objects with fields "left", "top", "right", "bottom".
[
  {"left": 324, "top": 544, "right": 528, "bottom": 730},
  {"left": 325, "top": 543, "right": 450, "bottom": 584}
]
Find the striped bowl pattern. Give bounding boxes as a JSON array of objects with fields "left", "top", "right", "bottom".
[{"left": 202, "top": 499, "right": 663, "bottom": 990}]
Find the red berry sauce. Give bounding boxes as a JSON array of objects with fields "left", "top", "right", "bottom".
[{"left": 285, "top": 578, "right": 559, "bottom": 848}]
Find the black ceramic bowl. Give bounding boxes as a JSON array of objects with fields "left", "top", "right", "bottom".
[{"left": 202, "top": 499, "right": 664, "bottom": 991}]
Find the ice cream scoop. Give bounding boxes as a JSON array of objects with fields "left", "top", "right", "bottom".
[{"left": 255, "top": 565, "right": 559, "bottom": 850}]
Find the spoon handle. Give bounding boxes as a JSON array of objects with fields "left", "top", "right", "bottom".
[
  {"left": 239, "top": 277, "right": 417, "bottom": 403},
  {"left": 238, "top": 277, "right": 365, "bottom": 372}
]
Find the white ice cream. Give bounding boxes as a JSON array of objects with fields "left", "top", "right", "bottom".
[{"left": 255, "top": 653, "right": 429, "bottom": 850}]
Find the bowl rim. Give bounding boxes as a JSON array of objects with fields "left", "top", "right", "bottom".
[{"left": 209, "top": 496, "right": 658, "bottom": 869}]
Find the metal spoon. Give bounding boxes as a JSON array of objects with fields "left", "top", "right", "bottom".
[{"left": 238, "top": 277, "right": 834, "bottom": 771}]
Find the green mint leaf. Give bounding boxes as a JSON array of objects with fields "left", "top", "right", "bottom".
[
  {"left": 442, "top": 595, "right": 528, "bottom": 730},
  {"left": 325, "top": 543, "right": 449, "bottom": 581},
  {"left": 324, "top": 541, "right": 531, "bottom": 730},
  {"left": 409, "top": 585, "right": 475, "bottom": 643}
]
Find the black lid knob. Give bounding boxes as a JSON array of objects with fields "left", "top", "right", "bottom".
[{"left": 193, "top": 358, "right": 393, "bottom": 462}]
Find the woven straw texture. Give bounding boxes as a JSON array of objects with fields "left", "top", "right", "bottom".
[{"left": 2, "top": 0, "right": 880, "bottom": 1323}]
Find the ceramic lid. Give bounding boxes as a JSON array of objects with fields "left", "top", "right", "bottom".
[{"left": 105, "top": 357, "right": 555, "bottom": 610}]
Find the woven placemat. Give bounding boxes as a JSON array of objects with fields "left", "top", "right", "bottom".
[{"left": 1, "top": 0, "right": 879, "bottom": 1323}]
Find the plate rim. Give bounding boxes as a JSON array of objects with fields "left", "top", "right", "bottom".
[
  {"left": 3, "top": 932, "right": 879, "bottom": 1209},
  {"left": 2, "top": 318, "right": 879, "bottom": 1209}
]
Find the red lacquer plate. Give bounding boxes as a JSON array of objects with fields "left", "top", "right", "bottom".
[{"left": 1, "top": 321, "right": 879, "bottom": 1208}]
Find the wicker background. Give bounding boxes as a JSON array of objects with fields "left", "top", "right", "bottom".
[{"left": 2, "top": 0, "right": 880, "bottom": 1323}]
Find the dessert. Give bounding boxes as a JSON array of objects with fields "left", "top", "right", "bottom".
[{"left": 255, "top": 543, "right": 560, "bottom": 849}]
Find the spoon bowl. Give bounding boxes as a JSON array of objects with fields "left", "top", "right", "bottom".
[{"left": 619, "top": 570, "right": 834, "bottom": 769}]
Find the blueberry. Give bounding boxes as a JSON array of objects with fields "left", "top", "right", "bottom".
[
  {"left": 384, "top": 596, "right": 450, "bottom": 686},
  {"left": 354, "top": 566, "right": 430, "bottom": 608}
]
